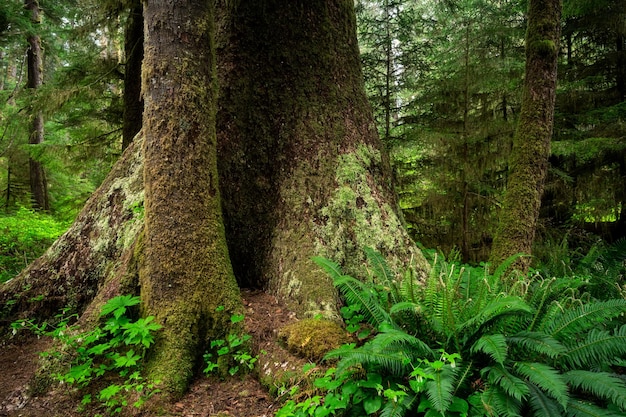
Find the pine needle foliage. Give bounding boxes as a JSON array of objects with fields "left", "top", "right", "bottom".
[{"left": 280, "top": 249, "right": 626, "bottom": 417}]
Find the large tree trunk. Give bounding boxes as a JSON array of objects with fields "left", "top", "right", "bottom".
[
  {"left": 1, "top": 0, "right": 427, "bottom": 400},
  {"left": 489, "top": 0, "right": 561, "bottom": 273},
  {"left": 25, "top": 0, "right": 49, "bottom": 211},
  {"left": 140, "top": 0, "right": 241, "bottom": 396},
  {"left": 216, "top": 0, "right": 428, "bottom": 318}
]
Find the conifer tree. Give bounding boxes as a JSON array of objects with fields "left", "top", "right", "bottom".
[
  {"left": 490, "top": 0, "right": 562, "bottom": 273},
  {"left": 25, "top": 0, "right": 49, "bottom": 211}
]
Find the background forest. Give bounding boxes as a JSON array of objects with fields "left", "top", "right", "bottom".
[{"left": 1, "top": 0, "right": 624, "bottom": 279}]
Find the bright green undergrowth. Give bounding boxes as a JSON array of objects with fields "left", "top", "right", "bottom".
[
  {"left": 12, "top": 295, "right": 161, "bottom": 416},
  {"left": 0, "top": 207, "right": 70, "bottom": 282},
  {"left": 277, "top": 249, "right": 626, "bottom": 417},
  {"left": 202, "top": 306, "right": 260, "bottom": 378}
]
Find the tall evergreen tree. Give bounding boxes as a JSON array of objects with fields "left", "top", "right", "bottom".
[
  {"left": 490, "top": 0, "right": 562, "bottom": 273},
  {"left": 25, "top": 0, "right": 49, "bottom": 211}
]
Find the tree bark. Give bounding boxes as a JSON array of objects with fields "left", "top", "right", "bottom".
[
  {"left": 216, "top": 0, "right": 428, "bottom": 318},
  {"left": 140, "top": 0, "right": 241, "bottom": 396},
  {"left": 489, "top": 0, "right": 562, "bottom": 273},
  {"left": 121, "top": 0, "right": 144, "bottom": 150},
  {"left": 25, "top": 0, "right": 48, "bottom": 211}
]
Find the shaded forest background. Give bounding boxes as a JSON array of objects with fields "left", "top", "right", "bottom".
[{"left": 0, "top": 0, "right": 625, "bottom": 279}]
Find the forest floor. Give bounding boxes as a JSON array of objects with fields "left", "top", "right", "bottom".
[{"left": 0, "top": 290, "right": 307, "bottom": 417}]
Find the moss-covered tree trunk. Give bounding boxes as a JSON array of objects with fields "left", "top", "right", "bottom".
[
  {"left": 140, "top": 0, "right": 241, "bottom": 396},
  {"left": 25, "top": 0, "right": 48, "bottom": 211},
  {"left": 216, "top": 0, "right": 428, "bottom": 318},
  {"left": 489, "top": 0, "right": 562, "bottom": 273}
]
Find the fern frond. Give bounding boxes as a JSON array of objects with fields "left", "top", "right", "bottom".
[
  {"left": 507, "top": 331, "right": 566, "bottom": 359},
  {"left": 425, "top": 365, "right": 458, "bottom": 414},
  {"left": 515, "top": 362, "right": 569, "bottom": 409},
  {"left": 370, "top": 325, "right": 435, "bottom": 360},
  {"left": 484, "top": 365, "right": 530, "bottom": 402},
  {"left": 564, "top": 370, "right": 626, "bottom": 410},
  {"left": 562, "top": 325, "right": 626, "bottom": 370},
  {"left": 479, "top": 386, "right": 523, "bottom": 417},
  {"left": 364, "top": 247, "right": 394, "bottom": 283},
  {"left": 527, "top": 382, "right": 565, "bottom": 417},
  {"left": 312, "top": 256, "right": 344, "bottom": 281},
  {"left": 490, "top": 253, "right": 527, "bottom": 286},
  {"left": 326, "top": 343, "right": 410, "bottom": 376},
  {"left": 457, "top": 296, "right": 533, "bottom": 339},
  {"left": 541, "top": 300, "right": 626, "bottom": 341},
  {"left": 400, "top": 266, "right": 420, "bottom": 304},
  {"left": 389, "top": 301, "right": 422, "bottom": 331},
  {"left": 332, "top": 274, "right": 391, "bottom": 327},
  {"left": 389, "top": 301, "right": 421, "bottom": 317},
  {"left": 566, "top": 398, "right": 625, "bottom": 417},
  {"left": 471, "top": 334, "right": 508, "bottom": 364}
]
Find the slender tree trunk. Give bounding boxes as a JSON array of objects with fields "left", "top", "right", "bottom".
[
  {"left": 617, "top": 32, "right": 625, "bottom": 102},
  {"left": 489, "top": 0, "right": 562, "bottom": 273},
  {"left": 140, "top": 0, "right": 241, "bottom": 396},
  {"left": 216, "top": 0, "right": 428, "bottom": 318},
  {"left": 121, "top": 0, "right": 144, "bottom": 150},
  {"left": 384, "top": 0, "right": 392, "bottom": 142},
  {"left": 25, "top": 0, "right": 48, "bottom": 211}
]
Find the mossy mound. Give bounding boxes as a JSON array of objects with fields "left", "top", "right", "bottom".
[{"left": 278, "top": 318, "right": 352, "bottom": 361}]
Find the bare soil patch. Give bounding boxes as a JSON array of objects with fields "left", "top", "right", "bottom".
[{"left": 0, "top": 290, "right": 301, "bottom": 417}]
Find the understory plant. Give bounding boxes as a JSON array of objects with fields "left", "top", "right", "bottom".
[
  {"left": 203, "top": 307, "right": 259, "bottom": 377},
  {"left": 278, "top": 248, "right": 626, "bottom": 417},
  {"left": 0, "top": 207, "right": 70, "bottom": 282},
  {"left": 12, "top": 294, "right": 161, "bottom": 415}
]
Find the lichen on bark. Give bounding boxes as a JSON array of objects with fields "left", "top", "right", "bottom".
[{"left": 217, "top": 0, "right": 428, "bottom": 319}]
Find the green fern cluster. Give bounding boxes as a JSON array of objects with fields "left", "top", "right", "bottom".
[{"left": 299, "top": 249, "right": 626, "bottom": 417}]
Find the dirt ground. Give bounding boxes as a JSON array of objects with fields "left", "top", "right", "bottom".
[{"left": 0, "top": 290, "right": 307, "bottom": 417}]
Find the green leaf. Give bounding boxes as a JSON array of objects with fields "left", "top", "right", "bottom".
[
  {"left": 565, "top": 399, "right": 625, "bottom": 417},
  {"left": 471, "top": 334, "right": 508, "bottom": 364},
  {"left": 99, "top": 384, "right": 123, "bottom": 401},
  {"left": 363, "top": 396, "right": 382, "bottom": 414},
  {"left": 484, "top": 365, "right": 530, "bottom": 402},
  {"left": 564, "top": 370, "right": 626, "bottom": 410},
  {"left": 515, "top": 362, "right": 568, "bottom": 409},
  {"left": 114, "top": 349, "right": 141, "bottom": 368},
  {"left": 100, "top": 295, "right": 141, "bottom": 319},
  {"left": 425, "top": 365, "right": 457, "bottom": 414},
  {"left": 312, "top": 256, "right": 344, "bottom": 281},
  {"left": 87, "top": 342, "right": 111, "bottom": 356},
  {"left": 231, "top": 314, "right": 245, "bottom": 324}
]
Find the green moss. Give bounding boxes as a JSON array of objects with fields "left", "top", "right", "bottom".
[
  {"left": 531, "top": 39, "right": 557, "bottom": 56},
  {"left": 315, "top": 144, "right": 415, "bottom": 275},
  {"left": 278, "top": 318, "right": 351, "bottom": 361}
]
